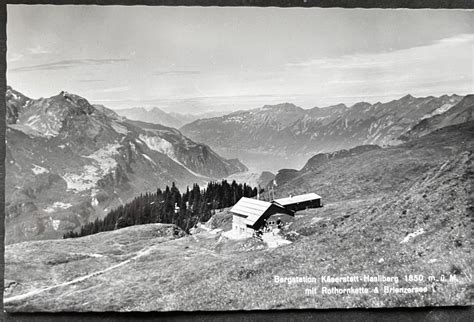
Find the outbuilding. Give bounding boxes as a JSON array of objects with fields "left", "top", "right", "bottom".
[
  {"left": 272, "top": 192, "right": 322, "bottom": 212},
  {"left": 230, "top": 197, "right": 294, "bottom": 237}
]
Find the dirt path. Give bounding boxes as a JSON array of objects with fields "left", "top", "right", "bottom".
[
  {"left": 4, "top": 245, "right": 155, "bottom": 304},
  {"left": 5, "top": 231, "right": 226, "bottom": 304}
]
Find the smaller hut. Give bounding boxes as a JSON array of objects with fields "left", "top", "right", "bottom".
[{"left": 272, "top": 192, "right": 322, "bottom": 212}]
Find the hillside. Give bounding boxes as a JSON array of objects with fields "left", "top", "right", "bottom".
[
  {"left": 4, "top": 121, "right": 472, "bottom": 311},
  {"left": 115, "top": 107, "right": 227, "bottom": 129},
  {"left": 400, "top": 95, "right": 474, "bottom": 141},
  {"left": 181, "top": 102, "right": 308, "bottom": 171},
  {"left": 181, "top": 94, "right": 464, "bottom": 171},
  {"left": 273, "top": 121, "right": 473, "bottom": 203},
  {"left": 4, "top": 87, "right": 246, "bottom": 244}
]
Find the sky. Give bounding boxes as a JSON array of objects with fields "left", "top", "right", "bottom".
[{"left": 6, "top": 5, "right": 474, "bottom": 114}]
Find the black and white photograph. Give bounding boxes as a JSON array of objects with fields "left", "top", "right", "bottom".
[{"left": 3, "top": 4, "right": 473, "bottom": 312}]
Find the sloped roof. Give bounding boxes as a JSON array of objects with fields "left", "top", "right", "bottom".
[
  {"left": 231, "top": 197, "right": 272, "bottom": 222},
  {"left": 273, "top": 192, "right": 321, "bottom": 206},
  {"left": 231, "top": 197, "right": 293, "bottom": 227}
]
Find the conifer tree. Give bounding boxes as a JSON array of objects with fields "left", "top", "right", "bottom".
[{"left": 64, "top": 179, "right": 258, "bottom": 238}]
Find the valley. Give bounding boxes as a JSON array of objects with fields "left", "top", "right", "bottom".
[
  {"left": 4, "top": 121, "right": 472, "bottom": 311},
  {"left": 181, "top": 95, "right": 469, "bottom": 172},
  {"left": 115, "top": 106, "right": 227, "bottom": 129}
]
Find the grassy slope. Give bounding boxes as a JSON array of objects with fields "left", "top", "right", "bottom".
[{"left": 4, "top": 123, "right": 473, "bottom": 312}]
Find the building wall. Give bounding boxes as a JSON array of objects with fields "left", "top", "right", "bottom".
[
  {"left": 232, "top": 215, "right": 253, "bottom": 236},
  {"left": 266, "top": 213, "right": 295, "bottom": 227},
  {"left": 285, "top": 199, "right": 321, "bottom": 212}
]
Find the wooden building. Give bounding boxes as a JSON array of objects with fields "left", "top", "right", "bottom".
[
  {"left": 265, "top": 213, "right": 296, "bottom": 230},
  {"left": 230, "top": 197, "right": 294, "bottom": 236},
  {"left": 272, "top": 192, "right": 322, "bottom": 212}
]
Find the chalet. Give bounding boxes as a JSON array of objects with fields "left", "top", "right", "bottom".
[
  {"left": 230, "top": 197, "right": 294, "bottom": 236},
  {"left": 272, "top": 192, "right": 322, "bottom": 212}
]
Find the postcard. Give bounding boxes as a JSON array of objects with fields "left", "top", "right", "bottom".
[{"left": 4, "top": 4, "right": 473, "bottom": 312}]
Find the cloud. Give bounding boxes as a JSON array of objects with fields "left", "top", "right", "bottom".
[
  {"left": 282, "top": 33, "right": 474, "bottom": 90},
  {"left": 437, "top": 33, "right": 474, "bottom": 44},
  {"left": 10, "top": 59, "right": 129, "bottom": 73},
  {"left": 78, "top": 79, "right": 106, "bottom": 83},
  {"left": 152, "top": 70, "right": 201, "bottom": 77},
  {"left": 286, "top": 33, "right": 474, "bottom": 72},
  {"left": 7, "top": 53, "right": 24, "bottom": 63},
  {"left": 84, "top": 86, "right": 130, "bottom": 95},
  {"left": 101, "top": 86, "right": 130, "bottom": 93},
  {"left": 285, "top": 52, "right": 406, "bottom": 70},
  {"left": 27, "top": 45, "right": 51, "bottom": 55}
]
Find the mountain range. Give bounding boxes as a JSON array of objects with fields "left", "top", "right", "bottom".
[
  {"left": 115, "top": 107, "right": 227, "bottom": 129},
  {"left": 401, "top": 94, "right": 474, "bottom": 141},
  {"left": 181, "top": 94, "right": 471, "bottom": 171},
  {"left": 4, "top": 86, "right": 246, "bottom": 244}
]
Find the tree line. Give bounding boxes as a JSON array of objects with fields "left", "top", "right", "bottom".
[{"left": 63, "top": 180, "right": 258, "bottom": 238}]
